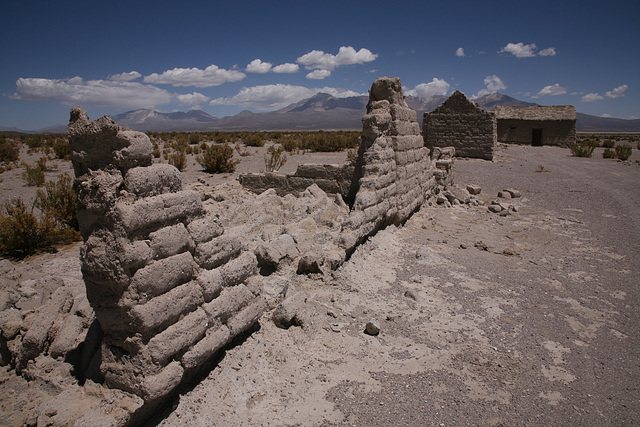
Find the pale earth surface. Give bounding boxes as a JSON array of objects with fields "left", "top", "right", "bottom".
[{"left": 1, "top": 142, "right": 639, "bottom": 426}]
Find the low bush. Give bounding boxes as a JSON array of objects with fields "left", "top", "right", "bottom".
[
  {"left": 0, "top": 198, "right": 80, "bottom": 258},
  {"left": 198, "top": 144, "right": 236, "bottom": 173},
  {"left": 22, "top": 162, "right": 45, "bottom": 186},
  {"left": 36, "top": 173, "right": 78, "bottom": 230},
  {"left": 264, "top": 145, "right": 287, "bottom": 172},
  {"left": 569, "top": 140, "right": 596, "bottom": 158},
  {"left": 602, "top": 148, "right": 616, "bottom": 159},
  {"left": 189, "top": 133, "right": 202, "bottom": 144},
  {"left": 52, "top": 138, "right": 70, "bottom": 159},
  {"left": 243, "top": 133, "right": 266, "bottom": 147},
  {"left": 169, "top": 150, "right": 187, "bottom": 171},
  {"left": 0, "top": 137, "right": 20, "bottom": 164},
  {"left": 602, "top": 139, "right": 615, "bottom": 148},
  {"left": 615, "top": 145, "right": 632, "bottom": 161}
]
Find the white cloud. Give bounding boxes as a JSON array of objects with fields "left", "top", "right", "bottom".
[
  {"left": 456, "top": 47, "right": 465, "bottom": 57},
  {"left": 475, "top": 75, "right": 507, "bottom": 97},
  {"left": 209, "top": 84, "right": 364, "bottom": 111},
  {"left": 246, "top": 59, "right": 272, "bottom": 74},
  {"left": 297, "top": 46, "right": 378, "bottom": 71},
  {"left": 605, "top": 84, "right": 628, "bottom": 98},
  {"left": 11, "top": 77, "right": 172, "bottom": 109},
  {"left": 306, "top": 69, "right": 332, "bottom": 80},
  {"left": 272, "top": 63, "right": 299, "bottom": 73},
  {"left": 538, "top": 47, "right": 557, "bottom": 56},
  {"left": 534, "top": 83, "right": 567, "bottom": 98},
  {"left": 143, "top": 65, "right": 245, "bottom": 88},
  {"left": 582, "top": 93, "right": 605, "bottom": 102},
  {"left": 176, "top": 92, "right": 210, "bottom": 107},
  {"left": 499, "top": 42, "right": 537, "bottom": 58},
  {"left": 404, "top": 78, "right": 451, "bottom": 98},
  {"left": 108, "top": 71, "right": 142, "bottom": 82},
  {"left": 499, "top": 42, "right": 556, "bottom": 58}
]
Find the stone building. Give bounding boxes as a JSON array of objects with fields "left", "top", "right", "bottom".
[
  {"left": 422, "top": 90, "right": 496, "bottom": 160},
  {"left": 494, "top": 105, "right": 576, "bottom": 147}
]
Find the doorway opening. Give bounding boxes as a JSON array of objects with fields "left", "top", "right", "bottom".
[{"left": 532, "top": 128, "right": 543, "bottom": 146}]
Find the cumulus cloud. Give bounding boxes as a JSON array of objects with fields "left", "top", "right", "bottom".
[
  {"left": 475, "top": 75, "right": 507, "bottom": 97},
  {"left": 143, "top": 65, "right": 245, "bottom": 88},
  {"left": 605, "top": 84, "right": 628, "bottom": 98},
  {"left": 404, "top": 78, "right": 451, "bottom": 98},
  {"left": 538, "top": 47, "right": 557, "bottom": 56},
  {"left": 306, "top": 69, "right": 332, "bottom": 80},
  {"left": 581, "top": 84, "right": 628, "bottom": 103},
  {"left": 176, "top": 92, "right": 210, "bottom": 107},
  {"left": 108, "top": 71, "right": 142, "bottom": 82},
  {"left": 533, "top": 83, "right": 567, "bottom": 98},
  {"left": 456, "top": 47, "right": 465, "bottom": 57},
  {"left": 246, "top": 59, "right": 272, "bottom": 74},
  {"left": 499, "top": 42, "right": 556, "bottom": 58},
  {"left": 11, "top": 77, "right": 172, "bottom": 109},
  {"left": 209, "top": 84, "right": 364, "bottom": 111},
  {"left": 582, "top": 93, "right": 605, "bottom": 102},
  {"left": 272, "top": 63, "right": 299, "bottom": 73},
  {"left": 297, "top": 46, "right": 378, "bottom": 71}
]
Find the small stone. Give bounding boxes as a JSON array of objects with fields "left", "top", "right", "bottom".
[
  {"left": 466, "top": 184, "right": 481, "bottom": 195},
  {"left": 365, "top": 321, "right": 380, "bottom": 336},
  {"left": 505, "top": 188, "right": 521, "bottom": 198},
  {"left": 474, "top": 241, "right": 488, "bottom": 251},
  {"left": 498, "top": 191, "right": 511, "bottom": 199},
  {"left": 488, "top": 204, "right": 503, "bottom": 213},
  {"left": 459, "top": 243, "right": 468, "bottom": 249}
]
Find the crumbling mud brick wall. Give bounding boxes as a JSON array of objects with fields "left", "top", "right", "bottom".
[
  {"left": 495, "top": 105, "right": 576, "bottom": 147},
  {"left": 68, "top": 107, "right": 266, "bottom": 407},
  {"left": 422, "top": 90, "right": 496, "bottom": 160},
  {"left": 337, "top": 77, "right": 444, "bottom": 252},
  {"left": 239, "top": 163, "right": 355, "bottom": 198},
  {"left": 65, "top": 77, "right": 454, "bottom": 421}
]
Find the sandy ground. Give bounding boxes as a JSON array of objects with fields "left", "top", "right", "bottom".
[{"left": 1, "top": 142, "right": 639, "bottom": 426}]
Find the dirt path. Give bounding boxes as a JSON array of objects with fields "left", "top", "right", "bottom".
[{"left": 154, "top": 145, "right": 639, "bottom": 426}]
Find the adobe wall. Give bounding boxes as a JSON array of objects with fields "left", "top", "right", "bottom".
[
  {"left": 496, "top": 119, "right": 576, "bottom": 147},
  {"left": 422, "top": 90, "right": 496, "bottom": 160},
  {"left": 239, "top": 163, "right": 355, "bottom": 199},
  {"left": 69, "top": 108, "right": 265, "bottom": 408},
  {"left": 67, "top": 77, "right": 454, "bottom": 421}
]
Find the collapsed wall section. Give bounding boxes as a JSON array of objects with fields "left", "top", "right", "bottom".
[
  {"left": 422, "top": 90, "right": 496, "bottom": 160},
  {"left": 69, "top": 108, "right": 266, "bottom": 408}
]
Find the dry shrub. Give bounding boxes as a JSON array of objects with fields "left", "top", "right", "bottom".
[
  {"left": 36, "top": 173, "right": 78, "bottom": 230},
  {"left": 0, "top": 198, "right": 79, "bottom": 258},
  {"left": 198, "top": 144, "right": 236, "bottom": 173},
  {"left": 569, "top": 141, "right": 596, "bottom": 158},
  {"left": 0, "top": 137, "right": 20, "bottom": 164},
  {"left": 169, "top": 150, "right": 187, "bottom": 171},
  {"left": 264, "top": 145, "right": 287, "bottom": 172},
  {"left": 602, "top": 148, "right": 616, "bottom": 159},
  {"left": 615, "top": 145, "right": 632, "bottom": 161}
]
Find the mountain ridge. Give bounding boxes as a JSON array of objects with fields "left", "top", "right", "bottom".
[{"left": 9, "top": 93, "right": 640, "bottom": 133}]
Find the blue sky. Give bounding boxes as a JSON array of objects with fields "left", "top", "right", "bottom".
[{"left": 1, "top": 0, "right": 638, "bottom": 130}]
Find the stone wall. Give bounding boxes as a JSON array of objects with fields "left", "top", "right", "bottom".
[
  {"left": 422, "top": 90, "right": 496, "bottom": 160},
  {"left": 494, "top": 105, "right": 576, "bottom": 147},
  {"left": 69, "top": 108, "right": 266, "bottom": 408}
]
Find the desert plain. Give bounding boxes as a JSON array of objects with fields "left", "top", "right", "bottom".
[{"left": 0, "top": 137, "right": 639, "bottom": 426}]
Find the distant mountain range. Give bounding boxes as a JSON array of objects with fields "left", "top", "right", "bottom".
[{"left": 3, "top": 92, "right": 639, "bottom": 133}]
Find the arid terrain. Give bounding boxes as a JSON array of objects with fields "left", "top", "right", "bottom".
[{"left": 1, "top": 139, "right": 639, "bottom": 426}]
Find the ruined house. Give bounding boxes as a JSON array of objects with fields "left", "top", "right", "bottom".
[
  {"left": 494, "top": 105, "right": 576, "bottom": 147},
  {"left": 422, "top": 90, "right": 496, "bottom": 161}
]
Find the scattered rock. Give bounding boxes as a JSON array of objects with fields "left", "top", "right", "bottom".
[
  {"left": 364, "top": 321, "right": 380, "bottom": 336},
  {"left": 466, "top": 184, "right": 482, "bottom": 195}
]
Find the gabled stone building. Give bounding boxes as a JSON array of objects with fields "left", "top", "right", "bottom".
[
  {"left": 422, "top": 90, "right": 496, "bottom": 160},
  {"left": 494, "top": 105, "right": 576, "bottom": 147}
]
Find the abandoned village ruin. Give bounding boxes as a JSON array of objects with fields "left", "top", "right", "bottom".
[
  {"left": 495, "top": 105, "right": 577, "bottom": 147},
  {"left": 43, "top": 77, "right": 452, "bottom": 422},
  {"left": 0, "top": 76, "right": 581, "bottom": 425}
]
